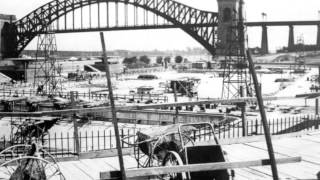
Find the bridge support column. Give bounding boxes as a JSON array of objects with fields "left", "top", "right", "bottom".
[
  {"left": 261, "top": 25, "right": 269, "bottom": 54},
  {"left": 0, "top": 15, "right": 17, "bottom": 59},
  {"left": 317, "top": 25, "right": 320, "bottom": 50},
  {"left": 288, "top": 25, "right": 295, "bottom": 52}
]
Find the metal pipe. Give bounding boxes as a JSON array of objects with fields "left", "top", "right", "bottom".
[{"left": 100, "top": 32, "right": 127, "bottom": 180}]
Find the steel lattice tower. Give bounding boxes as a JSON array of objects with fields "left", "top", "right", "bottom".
[
  {"left": 293, "top": 35, "right": 306, "bottom": 71},
  {"left": 34, "top": 25, "right": 62, "bottom": 95},
  {"left": 221, "top": 0, "right": 253, "bottom": 99}
]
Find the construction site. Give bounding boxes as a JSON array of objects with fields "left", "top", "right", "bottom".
[{"left": 1, "top": 0, "right": 320, "bottom": 179}]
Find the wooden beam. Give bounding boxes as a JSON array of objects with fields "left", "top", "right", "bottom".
[
  {"left": 247, "top": 50, "right": 279, "bottom": 179},
  {"left": 100, "top": 32, "right": 127, "bottom": 180},
  {"left": 0, "top": 94, "right": 310, "bottom": 118},
  {"left": 100, "top": 157, "right": 301, "bottom": 179},
  {"left": 79, "top": 148, "right": 133, "bottom": 159},
  {"left": 296, "top": 92, "right": 320, "bottom": 98}
]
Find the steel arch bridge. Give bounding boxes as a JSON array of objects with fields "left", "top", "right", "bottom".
[{"left": 2, "top": 0, "right": 218, "bottom": 58}]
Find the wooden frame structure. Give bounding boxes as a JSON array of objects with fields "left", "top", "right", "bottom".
[{"left": 99, "top": 157, "right": 301, "bottom": 179}]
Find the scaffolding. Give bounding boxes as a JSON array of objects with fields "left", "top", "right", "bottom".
[
  {"left": 34, "top": 25, "right": 62, "bottom": 95},
  {"left": 292, "top": 35, "right": 306, "bottom": 73},
  {"left": 221, "top": 0, "right": 253, "bottom": 99}
]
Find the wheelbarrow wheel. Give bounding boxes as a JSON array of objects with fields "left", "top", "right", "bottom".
[{"left": 161, "top": 151, "right": 187, "bottom": 180}]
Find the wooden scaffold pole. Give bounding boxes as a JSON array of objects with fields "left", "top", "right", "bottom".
[
  {"left": 100, "top": 32, "right": 127, "bottom": 180},
  {"left": 247, "top": 49, "right": 279, "bottom": 180}
]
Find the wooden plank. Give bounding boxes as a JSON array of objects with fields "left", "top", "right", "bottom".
[
  {"left": 223, "top": 143, "right": 292, "bottom": 179},
  {"left": 240, "top": 141, "right": 320, "bottom": 179},
  {"left": 99, "top": 157, "right": 301, "bottom": 179},
  {"left": 79, "top": 148, "right": 133, "bottom": 159},
  {"left": 59, "top": 161, "right": 94, "bottom": 180}
]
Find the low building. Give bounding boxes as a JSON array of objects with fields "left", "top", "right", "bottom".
[
  {"left": 191, "top": 61, "right": 209, "bottom": 69},
  {"left": 137, "top": 86, "right": 154, "bottom": 94}
]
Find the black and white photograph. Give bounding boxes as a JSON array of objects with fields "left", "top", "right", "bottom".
[{"left": 0, "top": 0, "right": 320, "bottom": 179}]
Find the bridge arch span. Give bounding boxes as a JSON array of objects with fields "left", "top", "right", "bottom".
[{"left": 6, "top": 0, "right": 218, "bottom": 58}]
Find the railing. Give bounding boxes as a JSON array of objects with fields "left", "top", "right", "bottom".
[
  {"left": 0, "top": 89, "right": 168, "bottom": 103},
  {"left": 0, "top": 114, "right": 319, "bottom": 159}
]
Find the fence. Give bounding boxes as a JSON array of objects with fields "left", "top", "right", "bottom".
[
  {"left": 216, "top": 114, "right": 320, "bottom": 139},
  {"left": 122, "top": 67, "right": 166, "bottom": 76},
  {"left": 0, "top": 128, "right": 137, "bottom": 159},
  {"left": 0, "top": 114, "right": 319, "bottom": 160}
]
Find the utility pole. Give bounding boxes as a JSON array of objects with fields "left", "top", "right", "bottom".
[{"left": 100, "top": 32, "right": 126, "bottom": 180}]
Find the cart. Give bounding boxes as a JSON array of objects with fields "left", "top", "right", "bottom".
[{"left": 127, "top": 123, "right": 234, "bottom": 180}]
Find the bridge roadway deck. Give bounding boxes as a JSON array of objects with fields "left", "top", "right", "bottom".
[
  {"left": 245, "top": 20, "right": 320, "bottom": 26},
  {"left": 51, "top": 21, "right": 320, "bottom": 34},
  {"left": 11, "top": 131, "right": 317, "bottom": 180}
]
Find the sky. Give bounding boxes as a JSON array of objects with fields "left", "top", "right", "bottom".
[{"left": 1, "top": 0, "right": 320, "bottom": 52}]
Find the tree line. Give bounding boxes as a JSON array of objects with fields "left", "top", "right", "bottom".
[{"left": 123, "top": 55, "right": 187, "bottom": 68}]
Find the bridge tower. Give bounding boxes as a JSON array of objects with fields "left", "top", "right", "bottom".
[
  {"left": 317, "top": 25, "right": 320, "bottom": 49},
  {"left": 288, "top": 25, "right": 295, "bottom": 52},
  {"left": 261, "top": 25, "right": 269, "bottom": 54},
  {"left": 217, "top": 0, "right": 253, "bottom": 99},
  {"left": 33, "top": 25, "right": 62, "bottom": 95},
  {"left": 0, "top": 14, "right": 17, "bottom": 59}
]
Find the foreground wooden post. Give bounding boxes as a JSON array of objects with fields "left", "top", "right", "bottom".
[
  {"left": 316, "top": 99, "right": 319, "bottom": 115},
  {"left": 173, "top": 82, "right": 179, "bottom": 124},
  {"left": 240, "top": 86, "right": 247, "bottom": 136},
  {"left": 247, "top": 50, "right": 279, "bottom": 180},
  {"left": 100, "top": 32, "right": 127, "bottom": 180},
  {"left": 316, "top": 68, "right": 320, "bottom": 115},
  {"left": 71, "top": 91, "right": 80, "bottom": 155}
]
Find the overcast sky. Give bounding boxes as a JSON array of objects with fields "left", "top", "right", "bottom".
[{"left": 1, "top": 0, "right": 320, "bottom": 52}]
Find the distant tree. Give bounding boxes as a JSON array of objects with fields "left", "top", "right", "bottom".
[
  {"left": 164, "top": 56, "right": 171, "bottom": 63},
  {"left": 207, "top": 61, "right": 212, "bottom": 69},
  {"left": 156, "top": 56, "right": 163, "bottom": 64},
  {"left": 175, "top": 55, "right": 183, "bottom": 63},
  {"left": 128, "top": 61, "right": 146, "bottom": 69},
  {"left": 139, "top": 55, "right": 151, "bottom": 64},
  {"left": 164, "top": 56, "right": 171, "bottom": 69},
  {"left": 123, "top": 56, "right": 138, "bottom": 64}
]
